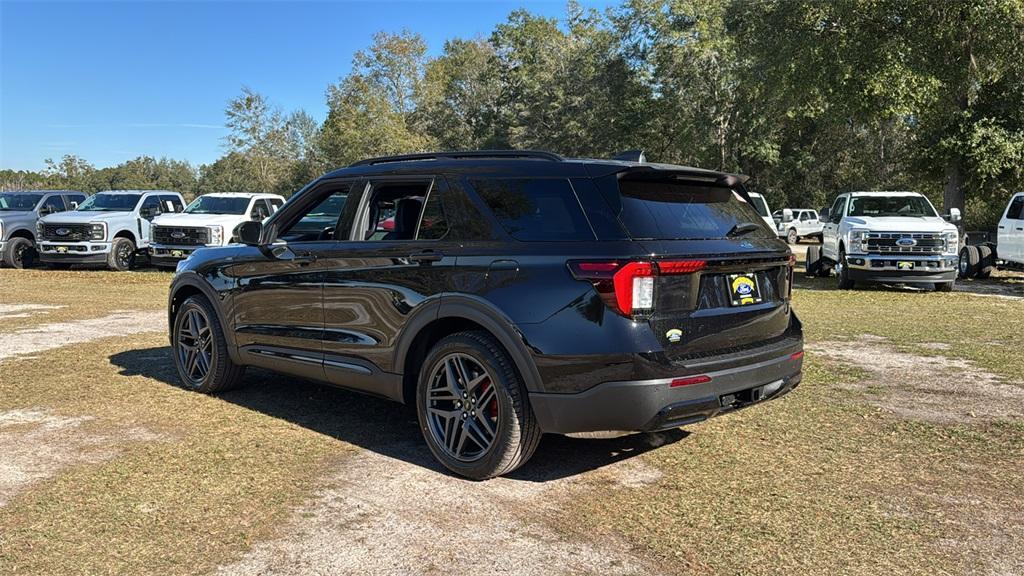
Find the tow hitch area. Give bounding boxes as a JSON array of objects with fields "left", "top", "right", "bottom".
[{"left": 721, "top": 379, "right": 785, "bottom": 409}]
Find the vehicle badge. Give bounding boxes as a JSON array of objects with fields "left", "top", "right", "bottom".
[
  {"left": 171, "top": 231, "right": 186, "bottom": 239},
  {"left": 740, "top": 241, "right": 754, "bottom": 249},
  {"left": 665, "top": 328, "right": 683, "bottom": 343},
  {"left": 56, "top": 228, "right": 70, "bottom": 236},
  {"left": 895, "top": 238, "right": 917, "bottom": 247}
]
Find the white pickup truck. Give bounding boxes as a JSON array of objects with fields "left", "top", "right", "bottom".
[
  {"left": 805, "top": 191, "right": 961, "bottom": 291},
  {"left": 959, "top": 192, "right": 1024, "bottom": 278},
  {"left": 149, "top": 192, "right": 285, "bottom": 268},
  {"left": 773, "top": 208, "right": 824, "bottom": 244}
]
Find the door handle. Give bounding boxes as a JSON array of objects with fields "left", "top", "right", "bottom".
[
  {"left": 409, "top": 250, "right": 443, "bottom": 263},
  {"left": 292, "top": 252, "right": 318, "bottom": 265}
]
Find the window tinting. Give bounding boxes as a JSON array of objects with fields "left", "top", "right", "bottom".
[
  {"left": 279, "top": 186, "right": 350, "bottom": 241},
  {"left": 417, "top": 190, "right": 449, "bottom": 240},
  {"left": 0, "top": 193, "right": 44, "bottom": 211},
  {"left": 472, "top": 178, "right": 593, "bottom": 241},
  {"left": 41, "top": 195, "right": 66, "bottom": 212},
  {"left": 1007, "top": 196, "right": 1024, "bottom": 220},
  {"left": 849, "top": 195, "right": 937, "bottom": 218},
  {"left": 614, "top": 181, "right": 774, "bottom": 240}
]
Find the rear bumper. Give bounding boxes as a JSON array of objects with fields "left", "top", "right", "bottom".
[
  {"left": 846, "top": 254, "right": 957, "bottom": 284},
  {"left": 529, "top": 348, "right": 803, "bottom": 434}
]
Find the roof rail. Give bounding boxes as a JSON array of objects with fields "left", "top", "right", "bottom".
[{"left": 349, "top": 150, "right": 564, "bottom": 167}]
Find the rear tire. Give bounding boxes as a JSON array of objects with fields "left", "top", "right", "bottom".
[
  {"left": 416, "top": 330, "right": 541, "bottom": 480},
  {"left": 108, "top": 237, "right": 136, "bottom": 271},
  {"left": 3, "top": 237, "right": 35, "bottom": 269},
  {"left": 836, "top": 247, "right": 855, "bottom": 289},
  {"left": 172, "top": 295, "right": 246, "bottom": 393},
  {"left": 977, "top": 245, "right": 994, "bottom": 279},
  {"left": 959, "top": 246, "right": 980, "bottom": 279},
  {"left": 805, "top": 245, "right": 822, "bottom": 278}
]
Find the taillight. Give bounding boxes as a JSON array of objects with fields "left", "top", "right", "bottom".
[
  {"left": 786, "top": 253, "right": 796, "bottom": 300},
  {"left": 568, "top": 259, "right": 706, "bottom": 317}
]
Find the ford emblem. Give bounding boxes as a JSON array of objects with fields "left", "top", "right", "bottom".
[
  {"left": 171, "top": 231, "right": 185, "bottom": 239},
  {"left": 740, "top": 241, "right": 754, "bottom": 249},
  {"left": 896, "top": 237, "right": 917, "bottom": 247},
  {"left": 56, "top": 228, "right": 70, "bottom": 236}
]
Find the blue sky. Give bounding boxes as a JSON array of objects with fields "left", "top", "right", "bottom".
[{"left": 1, "top": 0, "right": 613, "bottom": 171}]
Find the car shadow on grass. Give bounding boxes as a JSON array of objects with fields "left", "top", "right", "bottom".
[{"left": 110, "top": 346, "right": 689, "bottom": 482}]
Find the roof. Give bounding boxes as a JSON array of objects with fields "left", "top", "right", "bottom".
[
  {"left": 1, "top": 189, "right": 83, "bottom": 194},
  {"left": 95, "top": 189, "right": 182, "bottom": 195},
  {"left": 846, "top": 191, "right": 924, "bottom": 196},
  {"left": 321, "top": 150, "right": 746, "bottom": 186},
  {"left": 197, "top": 192, "right": 281, "bottom": 198}
]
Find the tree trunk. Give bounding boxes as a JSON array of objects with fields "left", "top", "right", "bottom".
[{"left": 943, "top": 158, "right": 965, "bottom": 220}]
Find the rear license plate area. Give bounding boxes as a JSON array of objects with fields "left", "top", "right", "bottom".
[{"left": 727, "top": 273, "right": 763, "bottom": 306}]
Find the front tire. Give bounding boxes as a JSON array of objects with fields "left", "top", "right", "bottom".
[
  {"left": 416, "top": 331, "right": 541, "bottom": 480},
  {"left": 787, "top": 228, "right": 798, "bottom": 244},
  {"left": 172, "top": 295, "right": 246, "bottom": 393},
  {"left": 3, "top": 237, "right": 35, "bottom": 269},
  {"left": 805, "top": 245, "right": 822, "bottom": 278},
  {"left": 836, "top": 247, "right": 855, "bottom": 289},
  {"left": 108, "top": 237, "right": 136, "bottom": 271},
  {"left": 935, "top": 281, "right": 955, "bottom": 292}
]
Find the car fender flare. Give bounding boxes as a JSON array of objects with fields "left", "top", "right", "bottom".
[
  {"left": 168, "top": 272, "right": 242, "bottom": 364},
  {"left": 394, "top": 294, "right": 545, "bottom": 394}
]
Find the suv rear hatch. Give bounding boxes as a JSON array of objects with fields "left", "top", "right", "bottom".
[{"left": 573, "top": 170, "right": 795, "bottom": 360}]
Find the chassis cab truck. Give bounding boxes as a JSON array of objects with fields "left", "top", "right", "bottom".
[
  {"left": 806, "top": 191, "right": 961, "bottom": 291},
  {"left": 960, "top": 192, "right": 1024, "bottom": 278}
]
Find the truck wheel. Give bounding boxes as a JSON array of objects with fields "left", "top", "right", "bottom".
[
  {"left": 959, "top": 246, "right": 979, "bottom": 279},
  {"left": 3, "top": 237, "right": 35, "bottom": 269},
  {"left": 805, "top": 245, "right": 821, "bottom": 277},
  {"left": 976, "top": 245, "right": 994, "bottom": 279},
  {"left": 107, "top": 237, "right": 136, "bottom": 271},
  {"left": 836, "top": 248, "right": 855, "bottom": 289},
  {"left": 416, "top": 330, "right": 541, "bottom": 480},
  {"left": 172, "top": 295, "right": 246, "bottom": 393},
  {"left": 935, "top": 281, "right": 955, "bottom": 292},
  {"left": 787, "top": 228, "right": 798, "bottom": 244}
]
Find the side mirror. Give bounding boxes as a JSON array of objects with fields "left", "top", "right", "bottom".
[
  {"left": 69, "top": 201, "right": 78, "bottom": 210},
  {"left": 819, "top": 208, "right": 830, "bottom": 222},
  {"left": 782, "top": 208, "right": 794, "bottom": 223},
  {"left": 237, "top": 220, "right": 263, "bottom": 246},
  {"left": 945, "top": 207, "right": 962, "bottom": 223}
]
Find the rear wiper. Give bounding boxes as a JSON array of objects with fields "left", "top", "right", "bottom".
[{"left": 726, "top": 222, "right": 762, "bottom": 237}]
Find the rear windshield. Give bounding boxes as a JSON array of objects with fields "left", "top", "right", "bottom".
[{"left": 615, "top": 180, "right": 775, "bottom": 240}]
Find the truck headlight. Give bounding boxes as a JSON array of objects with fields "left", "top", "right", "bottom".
[
  {"left": 942, "top": 230, "right": 959, "bottom": 255},
  {"left": 849, "top": 229, "right": 870, "bottom": 253},
  {"left": 208, "top": 225, "right": 223, "bottom": 245},
  {"left": 90, "top": 223, "right": 106, "bottom": 241}
]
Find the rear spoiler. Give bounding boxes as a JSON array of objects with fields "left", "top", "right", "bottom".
[{"left": 608, "top": 165, "right": 754, "bottom": 203}]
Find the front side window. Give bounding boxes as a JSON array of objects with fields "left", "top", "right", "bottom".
[
  {"left": 472, "top": 178, "right": 594, "bottom": 241},
  {"left": 64, "top": 194, "right": 86, "bottom": 208},
  {"left": 78, "top": 193, "right": 142, "bottom": 212},
  {"left": 831, "top": 197, "right": 848, "bottom": 222},
  {"left": 749, "top": 196, "right": 769, "bottom": 218},
  {"left": 799, "top": 211, "right": 810, "bottom": 221},
  {"left": 0, "top": 193, "right": 44, "bottom": 211},
  {"left": 250, "top": 200, "right": 271, "bottom": 221},
  {"left": 41, "top": 195, "right": 66, "bottom": 213},
  {"left": 185, "top": 196, "right": 250, "bottom": 215},
  {"left": 1007, "top": 196, "right": 1024, "bottom": 220},
  {"left": 161, "top": 195, "right": 184, "bottom": 212},
  {"left": 848, "top": 195, "right": 937, "bottom": 218},
  {"left": 278, "top": 185, "right": 352, "bottom": 242}
]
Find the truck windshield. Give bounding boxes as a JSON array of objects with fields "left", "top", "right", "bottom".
[
  {"left": 78, "top": 193, "right": 142, "bottom": 212},
  {"left": 185, "top": 196, "right": 250, "bottom": 215},
  {"left": 615, "top": 180, "right": 774, "bottom": 240},
  {"left": 849, "top": 195, "right": 937, "bottom": 218},
  {"left": 0, "top": 193, "right": 43, "bottom": 211}
]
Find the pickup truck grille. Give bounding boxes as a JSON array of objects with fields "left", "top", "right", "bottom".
[
  {"left": 866, "top": 232, "right": 945, "bottom": 254},
  {"left": 153, "top": 226, "right": 209, "bottom": 246},
  {"left": 40, "top": 223, "right": 92, "bottom": 242}
]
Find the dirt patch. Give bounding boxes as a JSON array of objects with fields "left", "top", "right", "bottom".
[
  {"left": 809, "top": 336, "right": 1024, "bottom": 424},
  {"left": 217, "top": 443, "right": 664, "bottom": 576},
  {"left": 0, "top": 304, "right": 64, "bottom": 320},
  {"left": 0, "top": 408, "right": 160, "bottom": 506},
  {"left": 0, "top": 310, "right": 164, "bottom": 361},
  {"left": 954, "top": 278, "right": 1024, "bottom": 300}
]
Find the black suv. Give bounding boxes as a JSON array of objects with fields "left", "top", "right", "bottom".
[{"left": 167, "top": 151, "right": 803, "bottom": 479}]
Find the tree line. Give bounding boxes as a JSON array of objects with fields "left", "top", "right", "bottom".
[{"left": 2, "top": 0, "right": 1022, "bottom": 229}]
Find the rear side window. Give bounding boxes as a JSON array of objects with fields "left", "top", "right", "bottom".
[
  {"left": 614, "top": 180, "right": 775, "bottom": 240},
  {"left": 471, "top": 178, "right": 594, "bottom": 241},
  {"left": 417, "top": 189, "right": 450, "bottom": 240}
]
